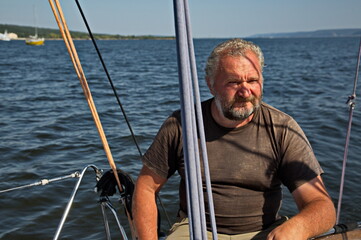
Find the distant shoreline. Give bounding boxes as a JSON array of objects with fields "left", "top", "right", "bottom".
[
  {"left": 8, "top": 37, "right": 176, "bottom": 41},
  {"left": 249, "top": 28, "right": 361, "bottom": 38},
  {"left": 2, "top": 24, "right": 361, "bottom": 40},
  {"left": 0, "top": 23, "right": 175, "bottom": 40},
  {"left": 7, "top": 36, "right": 361, "bottom": 42}
]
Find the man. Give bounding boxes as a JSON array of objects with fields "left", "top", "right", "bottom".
[{"left": 132, "top": 39, "right": 336, "bottom": 240}]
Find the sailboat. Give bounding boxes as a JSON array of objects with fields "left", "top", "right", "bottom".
[
  {"left": 25, "top": 6, "right": 45, "bottom": 45},
  {"left": 25, "top": 33, "right": 45, "bottom": 45}
]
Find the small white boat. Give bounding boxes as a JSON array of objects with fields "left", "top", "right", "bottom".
[{"left": 0, "top": 30, "right": 11, "bottom": 41}]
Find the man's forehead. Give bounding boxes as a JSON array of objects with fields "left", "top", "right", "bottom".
[
  {"left": 219, "top": 52, "right": 262, "bottom": 73},
  {"left": 244, "top": 51, "right": 260, "bottom": 63}
]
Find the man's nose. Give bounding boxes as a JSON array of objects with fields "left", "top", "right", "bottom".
[{"left": 237, "top": 83, "right": 251, "bottom": 98}]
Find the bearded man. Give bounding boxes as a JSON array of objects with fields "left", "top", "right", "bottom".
[{"left": 132, "top": 39, "right": 336, "bottom": 240}]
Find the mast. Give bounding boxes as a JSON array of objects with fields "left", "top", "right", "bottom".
[{"left": 32, "top": 4, "right": 39, "bottom": 37}]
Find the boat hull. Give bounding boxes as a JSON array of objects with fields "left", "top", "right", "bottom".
[{"left": 25, "top": 38, "right": 45, "bottom": 45}]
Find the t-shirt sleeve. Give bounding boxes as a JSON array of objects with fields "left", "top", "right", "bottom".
[
  {"left": 142, "top": 112, "right": 183, "bottom": 179},
  {"left": 278, "top": 117, "right": 323, "bottom": 193}
]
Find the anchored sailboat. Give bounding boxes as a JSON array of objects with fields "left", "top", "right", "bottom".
[
  {"left": 25, "top": 5, "right": 45, "bottom": 45},
  {"left": 25, "top": 33, "right": 45, "bottom": 46}
]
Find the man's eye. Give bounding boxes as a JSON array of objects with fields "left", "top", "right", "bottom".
[
  {"left": 249, "top": 79, "right": 259, "bottom": 84},
  {"left": 228, "top": 82, "right": 238, "bottom": 86}
]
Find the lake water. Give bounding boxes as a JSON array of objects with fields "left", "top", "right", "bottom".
[{"left": 0, "top": 37, "right": 360, "bottom": 239}]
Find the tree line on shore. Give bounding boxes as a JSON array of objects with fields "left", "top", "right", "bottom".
[{"left": 0, "top": 24, "right": 174, "bottom": 40}]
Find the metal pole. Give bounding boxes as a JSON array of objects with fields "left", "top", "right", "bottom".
[{"left": 336, "top": 37, "right": 361, "bottom": 224}]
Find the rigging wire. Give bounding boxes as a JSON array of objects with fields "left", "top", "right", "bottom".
[
  {"left": 336, "top": 37, "right": 361, "bottom": 224},
  {"left": 74, "top": 0, "right": 142, "bottom": 157},
  {"left": 0, "top": 172, "right": 80, "bottom": 194},
  {"left": 73, "top": 0, "right": 171, "bottom": 229}
]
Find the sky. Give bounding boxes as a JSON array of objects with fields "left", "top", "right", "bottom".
[{"left": 1, "top": 0, "right": 361, "bottom": 38}]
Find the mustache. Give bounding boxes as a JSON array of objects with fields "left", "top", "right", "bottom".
[{"left": 232, "top": 95, "right": 256, "bottom": 103}]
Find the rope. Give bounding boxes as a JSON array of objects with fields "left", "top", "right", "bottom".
[
  {"left": 47, "top": 1, "right": 137, "bottom": 238},
  {"left": 336, "top": 37, "right": 361, "bottom": 224},
  {"left": 182, "top": 1, "right": 218, "bottom": 238},
  {"left": 0, "top": 172, "right": 80, "bottom": 194},
  {"left": 173, "top": 0, "right": 217, "bottom": 239}
]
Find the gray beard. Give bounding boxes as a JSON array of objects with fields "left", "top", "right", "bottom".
[{"left": 214, "top": 95, "right": 261, "bottom": 121}]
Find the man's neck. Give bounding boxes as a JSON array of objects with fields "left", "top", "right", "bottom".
[{"left": 210, "top": 100, "right": 254, "bottom": 128}]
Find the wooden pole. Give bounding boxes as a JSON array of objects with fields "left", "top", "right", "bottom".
[
  {"left": 48, "top": 0, "right": 137, "bottom": 238},
  {"left": 49, "top": 0, "right": 122, "bottom": 191}
]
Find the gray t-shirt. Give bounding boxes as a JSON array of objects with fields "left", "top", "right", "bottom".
[{"left": 143, "top": 98, "right": 323, "bottom": 234}]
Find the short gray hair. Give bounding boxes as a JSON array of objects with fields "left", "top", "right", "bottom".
[{"left": 205, "top": 38, "right": 264, "bottom": 84}]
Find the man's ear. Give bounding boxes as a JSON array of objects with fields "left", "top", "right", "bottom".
[{"left": 206, "top": 77, "right": 215, "bottom": 96}]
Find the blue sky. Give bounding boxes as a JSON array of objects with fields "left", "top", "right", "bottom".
[{"left": 1, "top": 0, "right": 361, "bottom": 38}]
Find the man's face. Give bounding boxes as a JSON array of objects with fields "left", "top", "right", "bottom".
[{"left": 209, "top": 52, "right": 263, "bottom": 121}]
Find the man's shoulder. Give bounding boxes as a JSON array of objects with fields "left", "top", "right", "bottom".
[
  {"left": 259, "top": 102, "right": 295, "bottom": 123},
  {"left": 261, "top": 102, "right": 284, "bottom": 113}
]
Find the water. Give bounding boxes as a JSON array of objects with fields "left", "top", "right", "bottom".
[{"left": 0, "top": 37, "right": 360, "bottom": 239}]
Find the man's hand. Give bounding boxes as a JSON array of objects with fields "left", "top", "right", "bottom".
[
  {"left": 267, "top": 218, "right": 307, "bottom": 240},
  {"left": 267, "top": 176, "right": 335, "bottom": 240}
]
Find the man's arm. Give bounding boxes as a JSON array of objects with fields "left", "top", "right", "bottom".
[
  {"left": 133, "top": 165, "right": 167, "bottom": 240},
  {"left": 267, "top": 175, "right": 336, "bottom": 240}
]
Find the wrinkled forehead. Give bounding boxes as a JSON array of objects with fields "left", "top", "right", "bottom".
[{"left": 218, "top": 51, "right": 263, "bottom": 76}]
